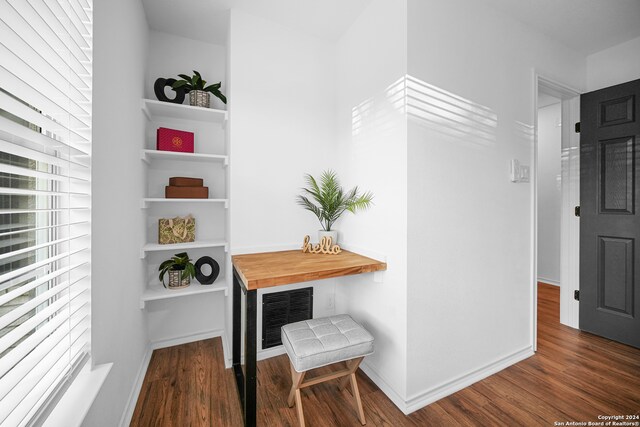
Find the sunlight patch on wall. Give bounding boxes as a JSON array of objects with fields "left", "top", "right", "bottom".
[
  {"left": 514, "top": 120, "right": 534, "bottom": 145},
  {"left": 406, "top": 75, "right": 497, "bottom": 147},
  {"left": 351, "top": 77, "right": 406, "bottom": 139},
  {"left": 351, "top": 75, "right": 499, "bottom": 148}
]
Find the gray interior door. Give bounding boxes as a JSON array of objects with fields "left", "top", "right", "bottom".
[{"left": 580, "top": 78, "right": 640, "bottom": 348}]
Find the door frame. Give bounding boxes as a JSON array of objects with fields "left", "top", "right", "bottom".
[{"left": 532, "top": 73, "right": 582, "bottom": 350}]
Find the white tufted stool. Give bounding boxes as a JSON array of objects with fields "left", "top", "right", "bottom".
[{"left": 281, "top": 314, "right": 374, "bottom": 426}]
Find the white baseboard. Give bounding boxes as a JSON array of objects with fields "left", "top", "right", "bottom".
[
  {"left": 358, "top": 361, "right": 408, "bottom": 413},
  {"left": 225, "top": 344, "right": 289, "bottom": 367},
  {"left": 149, "top": 328, "right": 225, "bottom": 350},
  {"left": 258, "top": 345, "right": 286, "bottom": 361},
  {"left": 537, "top": 277, "right": 560, "bottom": 287},
  {"left": 404, "top": 346, "right": 534, "bottom": 414},
  {"left": 118, "top": 347, "right": 152, "bottom": 427},
  {"left": 119, "top": 329, "right": 227, "bottom": 427}
]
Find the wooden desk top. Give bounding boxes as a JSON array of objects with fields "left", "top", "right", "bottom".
[{"left": 232, "top": 250, "right": 387, "bottom": 291}]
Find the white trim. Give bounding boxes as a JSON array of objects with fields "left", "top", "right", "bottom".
[
  {"left": 559, "top": 95, "right": 581, "bottom": 329},
  {"left": 534, "top": 73, "right": 582, "bottom": 347},
  {"left": 118, "top": 329, "right": 227, "bottom": 427},
  {"left": 118, "top": 348, "right": 152, "bottom": 427},
  {"left": 358, "top": 361, "right": 408, "bottom": 414},
  {"left": 537, "top": 277, "right": 560, "bottom": 287},
  {"left": 149, "top": 329, "right": 225, "bottom": 351},
  {"left": 532, "top": 71, "right": 540, "bottom": 352},
  {"left": 221, "top": 331, "right": 231, "bottom": 369},
  {"left": 403, "top": 346, "right": 534, "bottom": 414},
  {"left": 258, "top": 345, "right": 287, "bottom": 361},
  {"left": 43, "top": 362, "right": 112, "bottom": 427}
]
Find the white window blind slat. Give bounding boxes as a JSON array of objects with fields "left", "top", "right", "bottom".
[
  {"left": 15, "top": 0, "right": 91, "bottom": 65},
  {"left": 0, "top": 163, "right": 89, "bottom": 185},
  {"left": 0, "top": 90, "right": 90, "bottom": 144},
  {"left": 0, "top": 114, "right": 90, "bottom": 157},
  {"left": 69, "top": 0, "right": 90, "bottom": 25},
  {"left": 0, "top": 288, "right": 89, "bottom": 404},
  {"left": 0, "top": 138, "right": 90, "bottom": 171},
  {"left": 0, "top": 0, "right": 92, "bottom": 423},
  {"left": 46, "top": 0, "right": 91, "bottom": 48},
  {"left": 0, "top": 283, "right": 77, "bottom": 356},
  {"left": 0, "top": 280, "right": 72, "bottom": 331},
  {"left": 0, "top": 221, "right": 89, "bottom": 238},
  {"left": 75, "top": 0, "right": 89, "bottom": 11},
  {"left": 0, "top": 234, "right": 88, "bottom": 263},
  {"left": 0, "top": 303, "right": 88, "bottom": 423},
  {"left": 3, "top": 0, "right": 90, "bottom": 78},
  {"left": 0, "top": 251, "right": 72, "bottom": 286},
  {"left": 0, "top": 12, "right": 90, "bottom": 93},
  {"left": 0, "top": 261, "right": 87, "bottom": 306},
  {"left": 0, "top": 66, "right": 90, "bottom": 129},
  {"left": 0, "top": 283, "right": 88, "bottom": 375},
  {"left": 11, "top": 327, "right": 90, "bottom": 427},
  {"left": 0, "top": 43, "right": 90, "bottom": 116}
]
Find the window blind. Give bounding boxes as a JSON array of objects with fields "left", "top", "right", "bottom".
[{"left": 0, "top": 0, "right": 92, "bottom": 425}]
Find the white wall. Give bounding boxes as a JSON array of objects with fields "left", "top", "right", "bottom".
[
  {"left": 587, "top": 36, "right": 640, "bottom": 92},
  {"left": 404, "top": 0, "right": 586, "bottom": 410},
  {"left": 537, "top": 102, "right": 562, "bottom": 285},
  {"left": 227, "top": 9, "right": 339, "bottom": 360},
  {"left": 146, "top": 30, "right": 227, "bottom": 110},
  {"left": 84, "top": 0, "right": 149, "bottom": 425},
  {"left": 334, "top": 0, "right": 409, "bottom": 407},
  {"left": 228, "top": 9, "right": 337, "bottom": 250}
]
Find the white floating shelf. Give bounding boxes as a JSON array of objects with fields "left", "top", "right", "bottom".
[
  {"left": 141, "top": 99, "right": 227, "bottom": 125},
  {"left": 140, "top": 240, "right": 228, "bottom": 258},
  {"left": 141, "top": 149, "right": 228, "bottom": 165},
  {"left": 140, "top": 280, "right": 228, "bottom": 309},
  {"left": 141, "top": 198, "right": 228, "bottom": 209}
]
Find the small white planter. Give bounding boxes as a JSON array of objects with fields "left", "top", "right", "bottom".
[{"left": 318, "top": 230, "right": 338, "bottom": 244}]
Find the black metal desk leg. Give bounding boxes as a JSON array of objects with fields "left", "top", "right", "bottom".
[
  {"left": 232, "top": 268, "right": 244, "bottom": 404},
  {"left": 244, "top": 289, "right": 257, "bottom": 426}
]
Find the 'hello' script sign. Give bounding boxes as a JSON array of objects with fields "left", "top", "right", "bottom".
[{"left": 301, "top": 235, "right": 342, "bottom": 255}]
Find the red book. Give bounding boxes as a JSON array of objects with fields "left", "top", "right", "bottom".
[{"left": 157, "top": 127, "right": 194, "bottom": 153}]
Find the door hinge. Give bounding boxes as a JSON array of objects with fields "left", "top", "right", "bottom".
[
  {"left": 575, "top": 122, "right": 580, "bottom": 133},
  {"left": 574, "top": 206, "right": 580, "bottom": 217},
  {"left": 574, "top": 290, "right": 580, "bottom": 301}
]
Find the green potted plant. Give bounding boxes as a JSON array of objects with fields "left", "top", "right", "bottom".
[
  {"left": 296, "top": 170, "right": 373, "bottom": 244},
  {"left": 171, "top": 70, "right": 227, "bottom": 108},
  {"left": 158, "top": 252, "right": 196, "bottom": 289}
]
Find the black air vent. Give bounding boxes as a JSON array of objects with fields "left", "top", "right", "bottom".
[{"left": 262, "top": 287, "right": 313, "bottom": 349}]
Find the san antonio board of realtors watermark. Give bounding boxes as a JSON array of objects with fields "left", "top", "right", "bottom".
[{"left": 554, "top": 415, "right": 640, "bottom": 426}]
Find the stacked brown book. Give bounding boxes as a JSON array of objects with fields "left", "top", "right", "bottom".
[{"left": 165, "top": 177, "right": 209, "bottom": 198}]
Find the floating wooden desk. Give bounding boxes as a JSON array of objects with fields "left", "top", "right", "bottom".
[{"left": 231, "top": 250, "right": 386, "bottom": 427}]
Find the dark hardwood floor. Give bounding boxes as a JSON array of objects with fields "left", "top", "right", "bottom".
[{"left": 130, "top": 283, "right": 640, "bottom": 426}]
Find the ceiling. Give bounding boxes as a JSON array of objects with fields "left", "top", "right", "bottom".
[
  {"left": 141, "top": 0, "right": 372, "bottom": 45},
  {"left": 482, "top": 0, "right": 640, "bottom": 54},
  {"left": 142, "top": 0, "right": 640, "bottom": 54}
]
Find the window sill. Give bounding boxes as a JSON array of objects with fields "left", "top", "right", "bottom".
[{"left": 42, "top": 361, "right": 112, "bottom": 427}]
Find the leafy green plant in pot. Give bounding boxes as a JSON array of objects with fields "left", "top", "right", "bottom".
[
  {"left": 296, "top": 170, "right": 373, "bottom": 244},
  {"left": 171, "top": 70, "right": 227, "bottom": 108},
  {"left": 159, "top": 252, "right": 196, "bottom": 289}
]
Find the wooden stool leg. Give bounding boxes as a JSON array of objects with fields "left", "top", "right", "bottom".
[
  {"left": 294, "top": 388, "right": 306, "bottom": 427},
  {"left": 288, "top": 364, "right": 306, "bottom": 407},
  {"left": 288, "top": 363, "right": 307, "bottom": 426},
  {"left": 349, "top": 372, "right": 366, "bottom": 425},
  {"left": 338, "top": 357, "right": 363, "bottom": 391}
]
